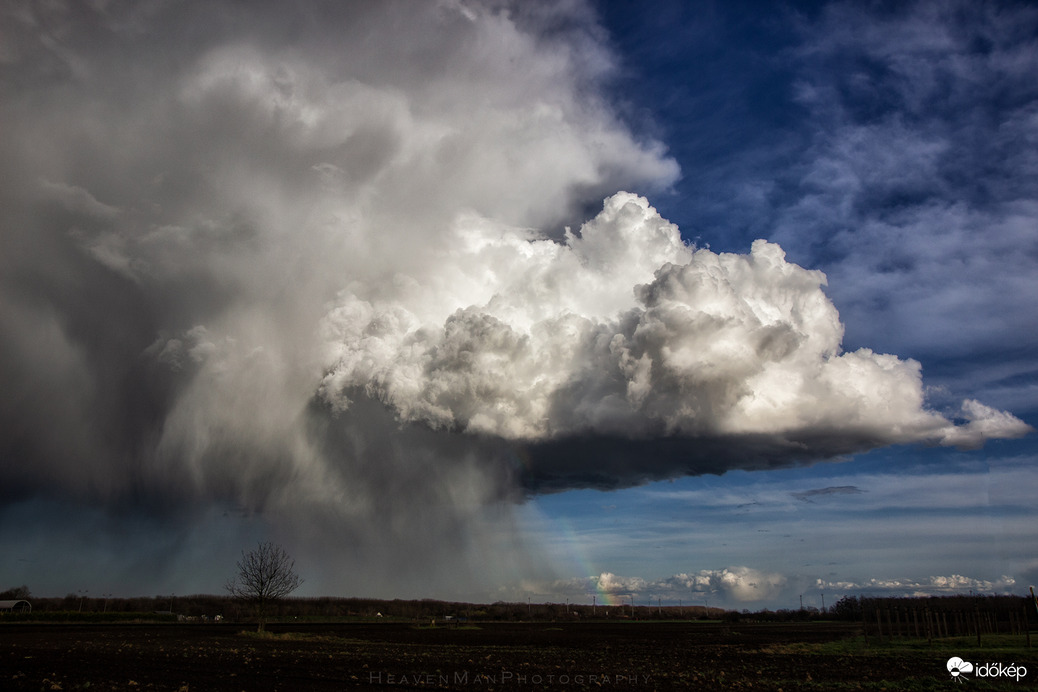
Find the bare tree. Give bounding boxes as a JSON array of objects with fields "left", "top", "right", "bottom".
[
  {"left": 0, "top": 585, "right": 31, "bottom": 600},
  {"left": 225, "top": 541, "right": 302, "bottom": 631}
]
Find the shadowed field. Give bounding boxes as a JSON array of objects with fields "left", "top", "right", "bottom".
[{"left": 2, "top": 621, "right": 1033, "bottom": 690}]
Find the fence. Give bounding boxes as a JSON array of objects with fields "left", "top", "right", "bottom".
[{"left": 858, "top": 596, "right": 1033, "bottom": 645}]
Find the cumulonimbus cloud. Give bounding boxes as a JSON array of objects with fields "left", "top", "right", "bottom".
[{"left": 0, "top": 0, "right": 1031, "bottom": 594}]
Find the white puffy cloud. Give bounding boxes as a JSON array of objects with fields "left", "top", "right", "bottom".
[
  {"left": 652, "top": 567, "right": 788, "bottom": 603},
  {"left": 818, "top": 574, "right": 1018, "bottom": 597},
  {"left": 319, "top": 192, "right": 1030, "bottom": 454},
  {"left": 532, "top": 566, "right": 1019, "bottom": 608},
  {"left": 546, "top": 566, "right": 787, "bottom": 604}
]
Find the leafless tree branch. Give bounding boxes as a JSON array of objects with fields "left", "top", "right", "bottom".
[{"left": 225, "top": 541, "right": 302, "bottom": 630}]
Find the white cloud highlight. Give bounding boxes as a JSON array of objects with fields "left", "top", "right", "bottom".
[
  {"left": 319, "top": 193, "right": 1030, "bottom": 449},
  {"left": 546, "top": 566, "right": 787, "bottom": 604}
]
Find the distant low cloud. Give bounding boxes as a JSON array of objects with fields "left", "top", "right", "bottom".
[
  {"left": 546, "top": 567, "right": 788, "bottom": 604},
  {"left": 534, "top": 568, "right": 1019, "bottom": 607},
  {"left": 818, "top": 574, "right": 1018, "bottom": 597}
]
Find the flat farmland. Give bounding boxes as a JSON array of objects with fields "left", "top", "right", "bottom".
[{"left": 1, "top": 620, "right": 1033, "bottom": 690}]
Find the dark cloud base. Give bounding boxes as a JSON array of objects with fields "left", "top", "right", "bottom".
[{"left": 519, "top": 429, "right": 886, "bottom": 494}]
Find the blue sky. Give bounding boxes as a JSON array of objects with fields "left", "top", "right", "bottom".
[
  {"left": 521, "top": 0, "right": 1038, "bottom": 609},
  {"left": 0, "top": 0, "right": 1035, "bottom": 610}
]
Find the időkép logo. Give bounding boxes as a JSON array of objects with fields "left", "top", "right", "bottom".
[{"left": 947, "top": 656, "right": 1027, "bottom": 682}]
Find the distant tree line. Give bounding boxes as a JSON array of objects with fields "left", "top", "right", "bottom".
[
  {"left": 0, "top": 585, "right": 31, "bottom": 600},
  {"left": 825, "top": 594, "right": 1036, "bottom": 640},
  {"left": 1, "top": 589, "right": 727, "bottom": 623},
  {"left": 4, "top": 586, "right": 1033, "bottom": 629}
]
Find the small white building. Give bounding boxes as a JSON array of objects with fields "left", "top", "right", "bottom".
[{"left": 0, "top": 600, "right": 31, "bottom": 613}]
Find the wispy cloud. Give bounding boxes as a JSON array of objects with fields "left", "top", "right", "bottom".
[
  {"left": 775, "top": 1, "right": 1038, "bottom": 404},
  {"left": 791, "top": 486, "right": 864, "bottom": 503}
]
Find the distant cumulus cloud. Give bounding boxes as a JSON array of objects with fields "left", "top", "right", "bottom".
[
  {"left": 670, "top": 567, "right": 788, "bottom": 604},
  {"left": 0, "top": 0, "right": 1031, "bottom": 596},
  {"left": 547, "top": 567, "right": 787, "bottom": 604},
  {"left": 536, "top": 567, "right": 1016, "bottom": 607},
  {"left": 818, "top": 574, "right": 1018, "bottom": 598}
]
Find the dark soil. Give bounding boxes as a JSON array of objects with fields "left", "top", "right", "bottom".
[{"left": 1, "top": 620, "right": 1030, "bottom": 690}]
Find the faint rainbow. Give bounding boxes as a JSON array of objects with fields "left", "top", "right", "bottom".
[
  {"left": 509, "top": 444, "right": 619, "bottom": 607},
  {"left": 551, "top": 515, "right": 618, "bottom": 607}
]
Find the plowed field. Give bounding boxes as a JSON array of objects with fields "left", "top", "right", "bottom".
[{"left": 2, "top": 621, "right": 1031, "bottom": 690}]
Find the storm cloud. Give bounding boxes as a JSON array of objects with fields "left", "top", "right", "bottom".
[
  {"left": 0, "top": 0, "right": 1030, "bottom": 596},
  {"left": 319, "top": 192, "right": 1028, "bottom": 490}
]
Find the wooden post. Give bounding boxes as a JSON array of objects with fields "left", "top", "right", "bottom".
[
  {"left": 860, "top": 599, "right": 869, "bottom": 648},
  {"left": 975, "top": 607, "right": 982, "bottom": 647},
  {"left": 1025, "top": 605, "right": 1032, "bottom": 648}
]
